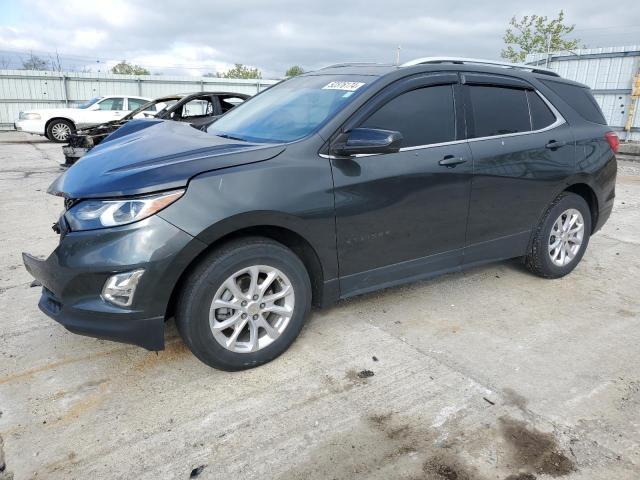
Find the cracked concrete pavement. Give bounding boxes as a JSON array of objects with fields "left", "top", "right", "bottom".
[{"left": 0, "top": 131, "right": 639, "bottom": 479}]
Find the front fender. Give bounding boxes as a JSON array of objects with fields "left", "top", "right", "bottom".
[{"left": 157, "top": 152, "right": 338, "bottom": 280}]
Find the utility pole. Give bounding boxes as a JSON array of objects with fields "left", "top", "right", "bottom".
[
  {"left": 545, "top": 34, "right": 551, "bottom": 68},
  {"left": 395, "top": 45, "right": 401, "bottom": 66},
  {"left": 625, "top": 71, "right": 640, "bottom": 141}
]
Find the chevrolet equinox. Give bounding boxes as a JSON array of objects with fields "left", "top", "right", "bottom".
[{"left": 23, "top": 57, "right": 618, "bottom": 370}]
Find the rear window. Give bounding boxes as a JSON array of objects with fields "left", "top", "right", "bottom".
[
  {"left": 541, "top": 80, "right": 606, "bottom": 124},
  {"left": 468, "top": 86, "right": 530, "bottom": 137}
]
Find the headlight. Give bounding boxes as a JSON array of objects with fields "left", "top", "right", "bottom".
[
  {"left": 20, "top": 112, "right": 41, "bottom": 120},
  {"left": 65, "top": 189, "right": 184, "bottom": 231}
]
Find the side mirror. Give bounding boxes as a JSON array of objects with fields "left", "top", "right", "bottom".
[
  {"left": 332, "top": 128, "right": 403, "bottom": 156},
  {"left": 89, "top": 103, "right": 100, "bottom": 111}
]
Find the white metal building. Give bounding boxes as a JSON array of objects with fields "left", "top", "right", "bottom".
[{"left": 526, "top": 46, "right": 640, "bottom": 141}]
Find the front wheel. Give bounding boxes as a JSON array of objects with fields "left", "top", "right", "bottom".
[
  {"left": 176, "top": 237, "right": 312, "bottom": 370},
  {"left": 46, "top": 119, "right": 75, "bottom": 143},
  {"left": 526, "top": 192, "right": 592, "bottom": 278}
]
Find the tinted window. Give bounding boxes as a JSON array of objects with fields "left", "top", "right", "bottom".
[
  {"left": 360, "top": 85, "right": 455, "bottom": 148},
  {"left": 541, "top": 80, "right": 606, "bottom": 124},
  {"left": 527, "top": 91, "right": 556, "bottom": 130},
  {"left": 469, "top": 86, "right": 530, "bottom": 137},
  {"left": 98, "top": 97, "right": 124, "bottom": 111}
]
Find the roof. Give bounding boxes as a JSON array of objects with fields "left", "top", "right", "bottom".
[{"left": 307, "top": 57, "right": 587, "bottom": 86}]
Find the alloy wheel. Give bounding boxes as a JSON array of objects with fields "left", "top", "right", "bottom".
[
  {"left": 548, "top": 208, "right": 584, "bottom": 267},
  {"left": 51, "top": 122, "right": 71, "bottom": 141},
  {"left": 209, "top": 265, "right": 295, "bottom": 353}
]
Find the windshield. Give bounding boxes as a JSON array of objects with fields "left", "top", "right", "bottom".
[
  {"left": 76, "top": 97, "right": 102, "bottom": 109},
  {"left": 208, "top": 75, "right": 372, "bottom": 143},
  {"left": 155, "top": 99, "right": 180, "bottom": 117},
  {"left": 125, "top": 97, "right": 180, "bottom": 120}
]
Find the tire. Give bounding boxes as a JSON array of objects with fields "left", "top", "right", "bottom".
[
  {"left": 526, "top": 192, "right": 592, "bottom": 279},
  {"left": 46, "top": 119, "right": 75, "bottom": 143},
  {"left": 176, "top": 237, "right": 312, "bottom": 371}
]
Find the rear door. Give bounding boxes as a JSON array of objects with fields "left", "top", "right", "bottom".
[
  {"left": 331, "top": 74, "right": 473, "bottom": 296},
  {"left": 462, "top": 73, "right": 575, "bottom": 265}
]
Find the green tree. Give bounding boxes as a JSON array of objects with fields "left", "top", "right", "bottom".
[
  {"left": 285, "top": 65, "right": 304, "bottom": 77},
  {"left": 22, "top": 52, "right": 49, "bottom": 71},
  {"left": 501, "top": 10, "right": 581, "bottom": 63},
  {"left": 111, "top": 60, "right": 150, "bottom": 75},
  {"left": 217, "top": 63, "right": 262, "bottom": 79}
]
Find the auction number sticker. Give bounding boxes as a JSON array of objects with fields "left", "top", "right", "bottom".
[{"left": 322, "top": 81, "right": 365, "bottom": 91}]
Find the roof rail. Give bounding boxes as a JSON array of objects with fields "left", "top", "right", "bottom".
[{"left": 401, "top": 57, "right": 560, "bottom": 77}]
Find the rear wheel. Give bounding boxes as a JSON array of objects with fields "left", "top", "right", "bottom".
[
  {"left": 46, "top": 119, "right": 75, "bottom": 143},
  {"left": 526, "top": 192, "right": 591, "bottom": 278},
  {"left": 176, "top": 237, "right": 312, "bottom": 370}
]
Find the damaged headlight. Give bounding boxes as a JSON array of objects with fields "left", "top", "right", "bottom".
[{"left": 65, "top": 190, "right": 184, "bottom": 231}]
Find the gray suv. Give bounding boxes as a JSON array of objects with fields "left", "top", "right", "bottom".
[{"left": 24, "top": 57, "right": 617, "bottom": 370}]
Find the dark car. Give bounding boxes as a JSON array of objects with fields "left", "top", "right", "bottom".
[
  {"left": 23, "top": 57, "right": 618, "bottom": 371},
  {"left": 62, "top": 92, "right": 249, "bottom": 165}
]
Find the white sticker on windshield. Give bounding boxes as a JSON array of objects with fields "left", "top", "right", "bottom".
[{"left": 322, "top": 81, "right": 365, "bottom": 91}]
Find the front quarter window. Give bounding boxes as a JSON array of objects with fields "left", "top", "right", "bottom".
[{"left": 208, "top": 75, "right": 371, "bottom": 143}]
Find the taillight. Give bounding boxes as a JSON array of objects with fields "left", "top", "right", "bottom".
[{"left": 605, "top": 131, "right": 619, "bottom": 153}]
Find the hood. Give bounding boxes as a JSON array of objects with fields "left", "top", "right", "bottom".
[
  {"left": 24, "top": 108, "right": 86, "bottom": 117},
  {"left": 48, "top": 119, "right": 286, "bottom": 199}
]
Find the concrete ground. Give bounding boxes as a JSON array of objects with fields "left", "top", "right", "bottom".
[{"left": 0, "top": 131, "right": 639, "bottom": 480}]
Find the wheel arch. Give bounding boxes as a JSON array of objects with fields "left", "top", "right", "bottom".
[
  {"left": 564, "top": 182, "right": 598, "bottom": 233},
  {"left": 44, "top": 116, "right": 76, "bottom": 139},
  {"left": 526, "top": 181, "right": 600, "bottom": 256},
  {"left": 165, "top": 224, "right": 327, "bottom": 320}
]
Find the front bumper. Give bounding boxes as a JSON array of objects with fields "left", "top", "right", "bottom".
[
  {"left": 22, "top": 215, "right": 206, "bottom": 350},
  {"left": 14, "top": 119, "right": 46, "bottom": 135}
]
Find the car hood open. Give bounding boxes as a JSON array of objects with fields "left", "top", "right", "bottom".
[{"left": 48, "top": 119, "right": 286, "bottom": 199}]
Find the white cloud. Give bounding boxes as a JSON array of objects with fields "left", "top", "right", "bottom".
[
  {"left": 1, "top": 0, "right": 638, "bottom": 78},
  {"left": 71, "top": 29, "right": 108, "bottom": 50}
]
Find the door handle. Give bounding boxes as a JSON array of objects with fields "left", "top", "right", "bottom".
[
  {"left": 545, "top": 140, "right": 566, "bottom": 150},
  {"left": 439, "top": 155, "right": 467, "bottom": 167}
]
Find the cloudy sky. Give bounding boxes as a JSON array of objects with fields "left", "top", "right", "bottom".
[{"left": 0, "top": 0, "right": 639, "bottom": 78}]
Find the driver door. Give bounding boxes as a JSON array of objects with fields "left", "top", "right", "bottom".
[
  {"left": 330, "top": 74, "right": 473, "bottom": 297},
  {"left": 88, "top": 97, "right": 126, "bottom": 125}
]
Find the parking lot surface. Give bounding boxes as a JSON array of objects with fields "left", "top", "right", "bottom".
[{"left": 0, "top": 131, "right": 639, "bottom": 480}]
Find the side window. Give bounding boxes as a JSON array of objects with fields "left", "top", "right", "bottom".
[
  {"left": 127, "top": 98, "right": 151, "bottom": 112},
  {"left": 541, "top": 80, "right": 606, "bottom": 124},
  {"left": 98, "top": 97, "right": 124, "bottom": 111},
  {"left": 468, "top": 86, "right": 530, "bottom": 137},
  {"left": 527, "top": 91, "right": 556, "bottom": 130},
  {"left": 220, "top": 96, "right": 245, "bottom": 113},
  {"left": 181, "top": 99, "right": 214, "bottom": 117},
  {"left": 360, "top": 85, "right": 456, "bottom": 148}
]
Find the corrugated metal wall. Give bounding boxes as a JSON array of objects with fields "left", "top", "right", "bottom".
[
  {"left": 526, "top": 46, "right": 640, "bottom": 141},
  {"left": 0, "top": 70, "right": 278, "bottom": 130}
]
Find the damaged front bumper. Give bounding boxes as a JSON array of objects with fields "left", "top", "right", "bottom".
[
  {"left": 22, "top": 215, "right": 204, "bottom": 350},
  {"left": 62, "top": 145, "right": 90, "bottom": 164}
]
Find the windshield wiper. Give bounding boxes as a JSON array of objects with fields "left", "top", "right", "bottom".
[{"left": 216, "top": 133, "right": 247, "bottom": 142}]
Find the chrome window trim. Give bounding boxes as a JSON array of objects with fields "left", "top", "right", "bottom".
[{"left": 320, "top": 89, "right": 565, "bottom": 159}]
